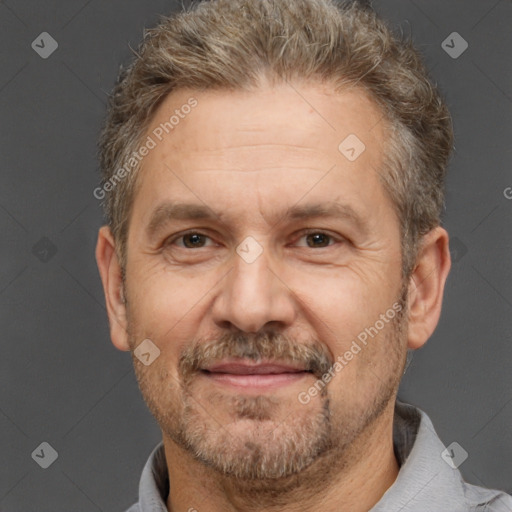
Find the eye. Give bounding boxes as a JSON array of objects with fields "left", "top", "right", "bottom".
[
  {"left": 294, "top": 230, "right": 340, "bottom": 248},
  {"left": 167, "top": 231, "right": 214, "bottom": 249},
  {"left": 165, "top": 230, "right": 342, "bottom": 251}
]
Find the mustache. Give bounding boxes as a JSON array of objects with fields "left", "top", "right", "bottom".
[{"left": 179, "top": 332, "right": 334, "bottom": 384}]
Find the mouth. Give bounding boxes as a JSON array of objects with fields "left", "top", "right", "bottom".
[{"left": 200, "top": 360, "right": 312, "bottom": 391}]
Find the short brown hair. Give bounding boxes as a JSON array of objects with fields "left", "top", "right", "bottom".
[{"left": 98, "top": 0, "right": 453, "bottom": 280}]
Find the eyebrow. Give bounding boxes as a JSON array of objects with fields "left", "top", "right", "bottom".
[{"left": 145, "top": 200, "right": 368, "bottom": 239}]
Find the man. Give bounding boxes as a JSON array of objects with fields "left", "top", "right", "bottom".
[{"left": 95, "top": 0, "right": 512, "bottom": 510}]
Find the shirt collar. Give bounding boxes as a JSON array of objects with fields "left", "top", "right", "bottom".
[
  {"left": 370, "top": 400, "right": 468, "bottom": 511},
  {"left": 138, "top": 440, "right": 168, "bottom": 512}
]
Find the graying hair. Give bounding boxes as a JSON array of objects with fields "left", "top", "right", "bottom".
[{"left": 98, "top": 0, "right": 453, "bottom": 280}]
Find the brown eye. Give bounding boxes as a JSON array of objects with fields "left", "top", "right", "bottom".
[
  {"left": 168, "top": 232, "right": 212, "bottom": 249},
  {"left": 294, "top": 230, "right": 340, "bottom": 248},
  {"left": 305, "top": 232, "right": 332, "bottom": 248},
  {"left": 182, "top": 233, "right": 208, "bottom": 248}
]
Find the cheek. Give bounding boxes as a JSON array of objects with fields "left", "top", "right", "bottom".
[
  {"left": 292, "top": 270, "right": 388, "bottom": 333},
  {"left": 126, "top": 269, "right": 217, "bottom": 349},
  {"left": 289, "top": 271, "right": 402, "bottom": 391}
]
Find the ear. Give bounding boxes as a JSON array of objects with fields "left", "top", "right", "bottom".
[
  {"left": 95, "top": 226, "right": 130, "bottom": 351},
  {"left": 406, "top": 226, "right": 451, "bottom": 350}
]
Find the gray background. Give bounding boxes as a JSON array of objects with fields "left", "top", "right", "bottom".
[{"left": 1, "top": 0, "right": 511, "bottom": 510}]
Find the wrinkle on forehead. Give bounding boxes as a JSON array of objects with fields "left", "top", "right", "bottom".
[{"left": 129, "top": 83, "right": 392, "bottom": 246}]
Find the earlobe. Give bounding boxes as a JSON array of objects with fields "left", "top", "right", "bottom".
[
  {"left": 95, "top": 226, "right": 131, "bottom": 352},
  {"left": 406, "top": 227, "right": 451, "bottom": 350}
]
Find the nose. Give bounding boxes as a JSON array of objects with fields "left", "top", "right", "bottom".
[{"left": 211, "top": 241, "right": 296, "bottom": 333}]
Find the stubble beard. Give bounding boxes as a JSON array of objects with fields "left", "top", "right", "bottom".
[{"left": 129, "top": 287, "right": 409, "bottom": 491}]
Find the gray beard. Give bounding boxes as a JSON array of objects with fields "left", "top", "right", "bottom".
[{"left": 130, "top": 288, "right": 409, "bottom": 498}]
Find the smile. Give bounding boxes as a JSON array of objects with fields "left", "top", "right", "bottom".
[{"left": 200, "top": 360, "right": 312, "bottom": 391}]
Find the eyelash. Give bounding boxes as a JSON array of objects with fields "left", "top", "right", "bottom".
[{"left": 165, "top": 229, "right": 344, "bottom": 249}]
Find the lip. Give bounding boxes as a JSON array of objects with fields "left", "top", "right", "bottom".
[{"left": 200, "top": 360, "right": 311, "bottom": 391}]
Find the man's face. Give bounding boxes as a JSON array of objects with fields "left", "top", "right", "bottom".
[{"left": 123, "top": 82, "right": 408, "bottom": 480}]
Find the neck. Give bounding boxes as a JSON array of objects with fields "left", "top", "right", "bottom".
[{"left": 163, "top": 400, "right": 399, "bottom": 512}]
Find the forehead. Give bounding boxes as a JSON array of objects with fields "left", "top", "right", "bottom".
[
  {"left": 148, "top": 82, "right": 386, "bottom": 165},
  {"left": 129, "top": 82, "right": 393, "bottom": 232}
]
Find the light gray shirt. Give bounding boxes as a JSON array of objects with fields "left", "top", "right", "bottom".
[{"left": 125, "top": 401, "right": 512, "bottom": 511}]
